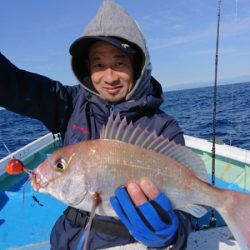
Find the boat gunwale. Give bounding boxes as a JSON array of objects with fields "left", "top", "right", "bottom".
[
  {"left": 184, "top": 134, "right": 250, "bottom": 165},
  {"left": 0, "top": 133, "right": 60, "bottom": 176}
]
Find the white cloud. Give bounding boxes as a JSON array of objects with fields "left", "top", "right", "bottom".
[
  {"left": 148, "top": 29, "right": 213, "bottom": 50},
  {"left": 191, "top": 48, "right": 238, "bottom": 56},
  {"left": 221, "top": 15, "right": 250, "bottom": 36},
  {"left": 147, "top": 14, "right": 250, "bottom": 51}
]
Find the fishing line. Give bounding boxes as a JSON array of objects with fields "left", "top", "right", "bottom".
[
  {"left": 210, "top": 0, "right": 222, "bottom": 228},
  {"left": 3, "top": 143, "right": 13, "bottom": 158}
]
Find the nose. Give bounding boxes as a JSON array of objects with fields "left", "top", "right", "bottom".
[{"left": 103, "top": 68, "right": 119, "bottom": 84}]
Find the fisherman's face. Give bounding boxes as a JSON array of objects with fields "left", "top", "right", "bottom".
[{"left": 88, "top": 41, "right": 134, "bottom": 103}]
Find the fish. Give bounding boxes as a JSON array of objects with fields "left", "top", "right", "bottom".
[{"left": 31, "top": 114, "right": 250, "bottom": 250}]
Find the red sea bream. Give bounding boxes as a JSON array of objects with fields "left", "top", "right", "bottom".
[{"left": 31, "top": 115, "right": 250, "bottom": 250}]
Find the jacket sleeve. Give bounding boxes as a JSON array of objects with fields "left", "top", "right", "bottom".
[
  {"left": 160, "top": 115, "right": 185, "bottom": 146},
  {"left": 170, "top": 211, "right": 193, "bottom": 250},
  {"left": 0, "top": 52, "right": 76, "bottom": 134}
]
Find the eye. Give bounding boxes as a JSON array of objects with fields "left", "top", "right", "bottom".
[
  {"left": 93, "top": 63, "right": 102, "bottom": 68},
  {"left": 54, "top": 158, "right": 68, "bottom": 173},
  {"left": 115, "top": 61, "right": 125, "bottom": 67},
  {"left": 90, "top": 62, "right": 104, "bottom": 71}
]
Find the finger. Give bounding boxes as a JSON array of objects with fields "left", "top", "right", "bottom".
[
  {"left": 153, "top": 192, "right": 173, "bottom": 212},
  {"left": 138, "top": 202, "right": 167, "bottom": 231},
  {"left": 139, "top": 177, "right": 160, "bottom": 200},
  {"left": 150, "top": 192, "right": 173, "bottom": 224},
  {"left": 127, "top": 180, "right": 147, "bottom": 206},
  {"left": 113, "top": 187, "right": 152, "bottom": 233},
  {"left": 110, "top": 196, "right": 132, "bottom": 229}
]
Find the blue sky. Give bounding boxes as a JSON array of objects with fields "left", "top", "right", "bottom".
[{"left": 1, "top": 0, "right": 250, "bottom": 91}]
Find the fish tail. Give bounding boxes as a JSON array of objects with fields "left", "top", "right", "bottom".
[{"left": 218, "top": 189, "right": 250, "bottom": 250}]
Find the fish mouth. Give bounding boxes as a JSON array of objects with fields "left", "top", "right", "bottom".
[{"left": 30, "top": 172, "right": 49, "bottom": 192}]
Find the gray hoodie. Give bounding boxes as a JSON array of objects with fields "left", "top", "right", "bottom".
[{"left": 70, "top": 0, "right": 152, "bottom": 101}]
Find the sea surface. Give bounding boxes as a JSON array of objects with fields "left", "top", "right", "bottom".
[{"left": 0, "top": 82, "right": 249, "bottom": 159}]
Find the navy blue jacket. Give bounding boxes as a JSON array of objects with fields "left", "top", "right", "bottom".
[
  {"left": 0, "top": 53, "right": 184, "bottom": 146},
  {"left": 0, "top": 53, "right": 191, "bottom": 249}
]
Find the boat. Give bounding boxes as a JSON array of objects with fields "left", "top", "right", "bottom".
[
  {"left": 0, "top": 133, "right": 65, "bottom": 250},
  {"left": 0, "top": 132, "right": 249, "bottom": 249}
]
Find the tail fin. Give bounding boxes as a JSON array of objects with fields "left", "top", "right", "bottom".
[{"left": 218, "top": 190, "right": 250, "bottom": 250}]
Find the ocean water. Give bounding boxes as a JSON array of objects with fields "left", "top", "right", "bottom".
[
  {"left": 0, "top": 82, "right": 249, "bottom": 159},
  {"left": 162, "top": 81, "right": 250, "bottom": 150}
]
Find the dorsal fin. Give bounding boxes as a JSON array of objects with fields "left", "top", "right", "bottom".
[{"left": 100, "top": 113, "right": 207, "bottom": 181}]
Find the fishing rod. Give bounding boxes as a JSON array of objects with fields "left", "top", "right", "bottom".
[{"left": 209, "top": 0, "right": 222, "bottom": 228}]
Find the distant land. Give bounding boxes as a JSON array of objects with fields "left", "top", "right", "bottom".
[{"left": 164, "top": 75, "right": 250, "bottom": 92}]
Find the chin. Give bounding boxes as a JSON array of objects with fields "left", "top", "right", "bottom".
[{"left": 103, "top": 94, "right": 125, "bottom": 103}]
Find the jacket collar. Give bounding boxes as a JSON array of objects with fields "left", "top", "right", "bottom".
[{"left": 83, "top": 76, "right": 163, "bottom": 124}]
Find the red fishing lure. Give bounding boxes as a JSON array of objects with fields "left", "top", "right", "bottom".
[{"left": 6, "top": 158, "right": 25, "bottom": 175}]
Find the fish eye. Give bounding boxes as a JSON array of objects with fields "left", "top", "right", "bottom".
[{"left": 55, "top": 158, "right": 67, "bottom": 173}]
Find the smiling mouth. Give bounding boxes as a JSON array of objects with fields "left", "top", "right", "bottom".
[{"left": 105, "top": 86, "right": 122, "bottom": 94}]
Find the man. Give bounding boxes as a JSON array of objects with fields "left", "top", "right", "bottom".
[{"left": 0, "top": 0, "right": 192, "bottom": 249}]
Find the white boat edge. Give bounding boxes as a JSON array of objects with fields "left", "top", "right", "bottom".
[
  {"left": 0, "top": 133, "right": 60, "bottom": 176},
  {"left": 184, "top": 134, "right": 250, "bottom": 165}
]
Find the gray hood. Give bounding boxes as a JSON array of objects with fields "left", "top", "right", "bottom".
[{"left": 70, "top": 0, "right": 152, "bottom": 101}]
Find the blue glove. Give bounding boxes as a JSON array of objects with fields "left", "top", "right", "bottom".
[{"left": 110, "top": 187, "right": 179, "bottom": 248}]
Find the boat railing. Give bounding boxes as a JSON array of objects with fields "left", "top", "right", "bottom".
[
  {"left": 0, "top": 133, "right": 61, "bottom": 176},
  {"left": 184, "top": 134, "right": 250, "bottom": 165},
  {"left": 184, "top": 134, "right": 250, "bottom": 192}
]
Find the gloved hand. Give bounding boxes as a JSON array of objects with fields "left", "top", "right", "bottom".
[{"left": 110, "top": 187, "right": 179, "bottom": 248}]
